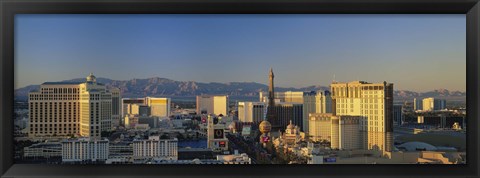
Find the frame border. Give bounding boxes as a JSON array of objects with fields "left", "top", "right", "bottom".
[{"left": 1, "top": 0, "right": 479, "bottom": 177}]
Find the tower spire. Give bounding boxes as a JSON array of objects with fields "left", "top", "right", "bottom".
[
  {"left": 268, "top": 67, "right": 275, "bottom": 107},
  {"left": 266, "top": 67, "right": 276, "bottom": 129}
]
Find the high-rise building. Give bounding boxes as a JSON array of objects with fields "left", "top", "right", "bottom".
[
  {"left": 146, "top": 97, "right": 171, "bottom": 118},
  {"left": 122, "top": 98, "right": 146, "bottom": 117},
  {"left": 422, "top": 97, "right": 447, "bottom": 111},
  {"left": 413, "top": 98, "right": 423, "bottom": 111},
  {"left": 196, "top": 95, "right": 228, "bottom": 116},
  {"left": 133, "top": 136, "right": 178, "bottom": 160},
  {"left": 330, "top": 81, "right": 393, "bottom": 152},
  {"left": 393, "top": 104, "right": 403, "bottom": 126},
  {"left": 28, "top": 73, "right": 118, "bottom": 139},
  {"left": 303, "top": 92, "right": 317, "bottom": 132},
  {"left": 271, "top": 103, "right": 303, "bottom": 131},
  {"left": 237, "top": 102, "right": 266, "bottom": 123},
  {"left": 260, "top": 89, "right": 332, "bottom": 132},
  {"left": 315, "top": 90, "right": 333, "bottom": 114},
  {"left": 303, "top": 90, "right": 333, "bottom": 132},
  {"left": 61, "top": 138, "right": 109, "bottom": 162},
  {"left": 122, "top": 97, "right": 171, "bottom": 118},
  {"left": 332, "top": 116, "right": 361, "bottom": 150},
  {"left": 110, "top": 88, "right": 122, "bottom": 128}
]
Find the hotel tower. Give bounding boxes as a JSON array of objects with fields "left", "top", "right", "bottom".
[
  {"left": 330, "top": 81, "right": 394, "bottom": 152},
  {"left": 28, "top": 73, "right": 120, "bottom": 139}
]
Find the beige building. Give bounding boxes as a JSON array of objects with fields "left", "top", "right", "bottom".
[
  {"left": 121, "top": 98, "right": 146, "bottom": 117},
  {"left": 122, "top": 97, "right": 171, "bottom": 118},
  {"left": 303, "top": 91, "right": 332, "bottom": 132},
  {"left": 332, "top": 116, "right": 361, "bottom": 150},
  {"left": 237, "top": 102, "right": 266, "bottom": 123},
  {"left": 259, "top": 91, "right": 304, "bottom": 103},
  {"left": 330, "top": 81, "right": 394, "bottom": 152},
  {"left": 28, "top": 73, "right": 119, "bottom": 139},
  {"left": 196, "top": 95, "right": 228, "bottom": 116},
  {"left": 309, "top": 114, "right": 361, "bottom": 150},
  {"left": 308, "top": 113, "right": 333, "bottom": 142}
]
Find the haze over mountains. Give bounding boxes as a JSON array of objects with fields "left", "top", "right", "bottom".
[{"left": 14, "top": 77, "right": 466, "bottom": 101}]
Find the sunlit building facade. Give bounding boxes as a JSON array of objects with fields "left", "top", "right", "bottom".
[
  {"left": 28, "top": 73, "right": 118, "bottom": 139},
  {"left": 331, "top": 81, "right": 394, "bottom": 152},
  {"left": 196, "top": 95, "right": 228, "bottom": 116},
  {"left": 422, "top": 97, "right": 447, "bottom": 111}
]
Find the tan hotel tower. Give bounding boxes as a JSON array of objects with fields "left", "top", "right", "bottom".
[
  {"left": 28, "top": 73, "right": 120, "bottom": 139},
  {"left": 330, "top": 81, "right": 394, "bottom": 152}
]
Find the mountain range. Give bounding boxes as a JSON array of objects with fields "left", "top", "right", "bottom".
[{"left": 14, "top": 77, "right": 466, "bottom": 101}]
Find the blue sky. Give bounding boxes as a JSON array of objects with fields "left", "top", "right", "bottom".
[{"left": 15, "top": 14, "right": 466, "bottom": 92}]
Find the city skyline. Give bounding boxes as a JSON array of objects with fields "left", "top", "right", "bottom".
[
  {"left": 15, "top": 14, "right": 466, "bottom": 92},
  {"left": 14, "top": 73, "right": 467, "bottom": 93}
]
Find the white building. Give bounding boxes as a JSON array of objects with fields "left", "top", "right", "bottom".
[
  {"left": 109, "top": 141, "right": 133, "bottom": 158},
  {"left": 133, "top": 136, "right": 178, "bottom": 160},
  {"left": 237, "top": 102, "right": 265, "bottom": 123},
  {"left": 196, "top": 95, "right": 228, "bottom": 116},
  {"left": 61, "top": 138, "right": 109, "bottom": 162}
]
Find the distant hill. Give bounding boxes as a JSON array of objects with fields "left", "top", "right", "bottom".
[{"left": 14, "top": 77, "right": 465, "bottom": 101}]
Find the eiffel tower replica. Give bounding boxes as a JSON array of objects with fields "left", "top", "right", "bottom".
[{"left": 266, "top": 68, "right": 280, "bottom": 131}]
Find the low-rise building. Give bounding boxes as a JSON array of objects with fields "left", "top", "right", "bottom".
[
  {"left": 61, "top": 138, "right": 109, "bottom": 163},
  {"left": 132, "top": 136, "right": 178, "bottom": 160},
  {"left": 24, "top": 142, "right": 62, "bottom": 159}
]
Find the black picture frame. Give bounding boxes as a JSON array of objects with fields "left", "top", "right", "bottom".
[{"left": 1, "top": 0, "right": 479, "bottom": 177}]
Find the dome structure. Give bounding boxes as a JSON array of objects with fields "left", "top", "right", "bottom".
[
  {"left": 86, "top": 73, "right": 97, "bottom": 83},
  {"left": 259, "top": 120, "right": 272, "bottom": 134},
  {"left": 286, "top": 120, "right": 295, "bottom": 130},
  {"left": 398, "top": 141, "right": 437, "bottom": 151}
]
